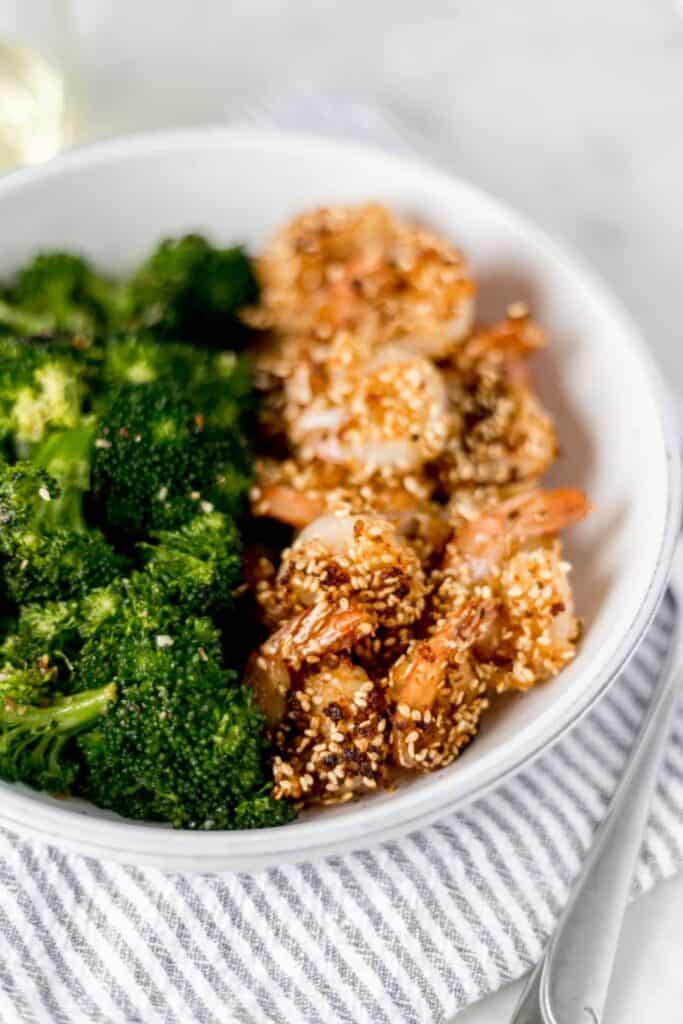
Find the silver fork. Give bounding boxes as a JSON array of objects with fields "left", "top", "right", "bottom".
[{"left": 510, "top": 541, "right": 683, "bottom": 1024}]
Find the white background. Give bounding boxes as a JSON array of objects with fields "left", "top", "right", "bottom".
[{"left": 8, "top": 0, "right": 683, "bottom": 1018}]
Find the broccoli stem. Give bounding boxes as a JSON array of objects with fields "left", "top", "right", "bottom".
[
  {"left": 33, "top": 423, "right": 97, "bottom": 533},
  {"left": 0, "top": 683, "right": 116, "bottom": 731}
]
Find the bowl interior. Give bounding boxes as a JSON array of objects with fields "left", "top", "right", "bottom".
[{"left": 0, "top": 131, "right": 676, "bottom": 867}]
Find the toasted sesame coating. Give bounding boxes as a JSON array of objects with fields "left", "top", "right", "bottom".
[
  {"left": 389, "top": 603, "right": 495, "bottom": 771},
  {"left": 244, "top": 203, "right": 475, "bottom": 357},
  {"left": 433, "top": 359, "right": 557, "bottom": 490},
  {"left": 244, "top": 599, "right": 376, "bottom": 727},
  {"left": 314, "top": 345, "right": 449, "bottom": 472},
  {"left": 432, "top": 491, "right": 590, "bottom": 694},
  {"left": 258, "top": 514, "right": 427, "bottom": 633},
  {"left": 272, "top": 656, "right": 390, "bottom": 804}
]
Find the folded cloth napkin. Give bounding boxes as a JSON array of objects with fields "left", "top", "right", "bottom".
[{"left": 1, "top": 98, "right": 682, "bottom": 1024}]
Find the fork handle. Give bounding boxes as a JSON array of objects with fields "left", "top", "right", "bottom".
[{"left": 511, "top": 594, "right": 680, "bottom": 1024}]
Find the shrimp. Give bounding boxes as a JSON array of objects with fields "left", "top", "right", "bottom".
[
  {"left": 244, "top": 203, "right": 476, "bottom": 358},
  {"left": 434, "top": 488, "right": 591, "bottom": 693},
  {"left": 244, "top": 599, "right": 376, "bottom": 727},
  {"left": 434, "top": 364, "right": 557, "bottom": 491},
  {"left": 389, "top": 601, "right": 495, "bottom": 771},
  {"left": 279, "top": 330, "right": 371, "bottom": 453},
  {"left": 430, "top": 306, "right": 556, "bottom": 491},
  {"left": 251, "top": 455, "right": 445, "bottom": 561},
  {"left": 272, "top": 655, "right": 390, "bottom": 805},
  {"left": 446, "top": 487, "right": 590, "bottom": 581},
  {"left": 311, "top": 345, "right": 450, "bottom": 472},
  {"left": 454, "top": 304, "right": 545, "bottom": 374},
  {"left": 250, "top": 457, "right": 346, "bottom": 528},
  {"left": 259, "top": 514, "right": 427, "bottom": 632}
]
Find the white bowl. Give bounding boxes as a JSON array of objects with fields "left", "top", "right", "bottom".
[{"left": 0, "top": 128, "right": 679, "bottom": 872}]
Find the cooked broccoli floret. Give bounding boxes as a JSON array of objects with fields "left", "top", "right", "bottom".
[
  {"left": 75, "top": 575, "right": 291, "bottom": 828},
  {"left": 0, "top": 252, "right": 126, "bottom": 342},
  {"left": 127, "top": 235, "right": 258, "bottom": 344},
  {"left": 100, "top": 335, "right": 199, "bottom": 389},
  {"left": 100, "top": 336, "right": 253, "bottom": 430},
  {"left": 78, "top": 583, "right": 123, "bottom": 639},
  {"left": 0, "top": 453, "right": 126, "bottom": 604},
  {"left": 233, "top": 790, "right": 298, "bottom": 829},
  {"left": 139, "top": 509, "right": 242, "bottom": 612},
  {"left": 0, "top": 684, "right": 116, "bottom": 792},
  {"left": 192, "top": 350, "right": 254, "bottom": 432},
  {"left": 0, "top": 659, "right": 55, "bottom": 706},
  {"left": 92, "top": 381, "right": 251, "bottom": 537},
  {"left": 0, "top": 599, "right": 80, "bottom": 670},
  {"left": 0, "top": 337, "right": 83, "bottom": 453}
]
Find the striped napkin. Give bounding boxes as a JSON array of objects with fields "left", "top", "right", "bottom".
[{"left": 1, "top": 98, "right": 682, "bottom": 1024}]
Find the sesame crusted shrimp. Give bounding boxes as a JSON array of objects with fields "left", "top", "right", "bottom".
[
  {"left": 429, "top": 305, "right": 556, "bottom": 492},
  {"left": 276, "top": 330, "right": 370, "bottom": 456},
  {"left": 244, "top": 599, "right": 376, "bottom": 727},
  {"left": 272, "top": 656, "right": 390, "bottom": 804},
  {"left": 389, "top": 601, "right": 495, "bottom": 771},
  {"left": 250, "top": 457, "right": 347, "bottom": 528},
  {"left": 251, "top": 455, "right": 446, "bottom": 565},
  {"left": 445, "top": 487, "right": 590, "bottom": 581},
  {"left": 258, "top": 513, "right": 428, "bottom": 632},
  {"left": 434, "top": 488, "right": 591, "bottom": 693},
  {"left": 434, "top": 358, "right": 556, "bottom": 492},
  {"left": 454, "top": 303, "right": 546, "bottom": 374},
  {"left": 316, "top": 345, "right": 450, "bottom": 472},
  {"left": 244, "top": 203, "right": 475, "bottom": 357}
]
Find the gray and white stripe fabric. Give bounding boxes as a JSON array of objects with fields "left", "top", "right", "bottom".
[{"left": 2, "top": 100, "right": 682, "bottom": 1023}]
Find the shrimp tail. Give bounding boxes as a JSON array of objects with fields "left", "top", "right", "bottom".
[
  {"left": 265, "top": 599, "right": 377, "bottom": 672},
  {"left": 509, "top": 487, "right": 591, "bottom": 538}
]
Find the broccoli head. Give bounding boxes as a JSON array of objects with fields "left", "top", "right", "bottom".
[
  {"left": 100, "top": 335, "right": 200, "bottom": 389},
  {"left": 0, "top": 658, "right": 55, "bottom": 706},
  {"left": 92, "top": 381, "right": 251, "bottom": 537},
  {"left": 74, "top": 576, "right": 292, "bottom": 828},
  {"left": 0, "top": 599, "right": 80, "bottom": 671},
  {"left": 126, "top": 234, "right": 258, "bottom": 344},
  {"left": 0, "top": 683, "right": 116, "bottom": 793},
  {"left": 139, "top": 509, "right": 242, "bottom": 612},
  {"left": 0, "top": 456, "right": 126, "bottom": 604},
  {"left": 100, "top": 337, "right": 253, "bottom": 430},
  {"left": 0, "top": 337, "right": 84, "bottom": 453},
  {"left": 0, "top": 252, "right": 126, "bottom": 343}
]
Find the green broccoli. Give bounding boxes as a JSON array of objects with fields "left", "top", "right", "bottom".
[
  {"left": 74, "top": 574, "right": 292, "bottom": 828},
  {"left": 92, "top": 380, "right": 251, "bottom": 537},
  {"left": 126, "top": 235, "right": 258, "bottom": 344},
  {"left": 100, "top": 335, "right": 199, "bottom": 389},
  {"left": 0, "top": 337, "right": 84, "bottom": 453},
  {"left": 0, "top": 658, "right": 55, "bottom": 706},
  {"left": 0, "top": 252, "right": 127, "bottom": 343},
  {"left": 0, "top": 599, "right": 80, "bottom": 670},
  {"left": 32, "top": 422, "right": 96, "bottom": 532},
  {"left": 0, "top": 238, "right": 293, "bottom": 830},
  {"left": 0, "top": 683, "right": 116, "bottom": 792},
  {"left": 0, "top": 455, "right": 126, "bottom": 604},
  {"left": 138, "top": 508, "right": 242, "bottom": 613},
  {"left": 100, "top": 336, "right": 253, "bottom": 430}
]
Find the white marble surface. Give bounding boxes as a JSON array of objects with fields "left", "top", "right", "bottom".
[{"left": 9, "top": 1, "right": 683, "bottom": 1018}]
